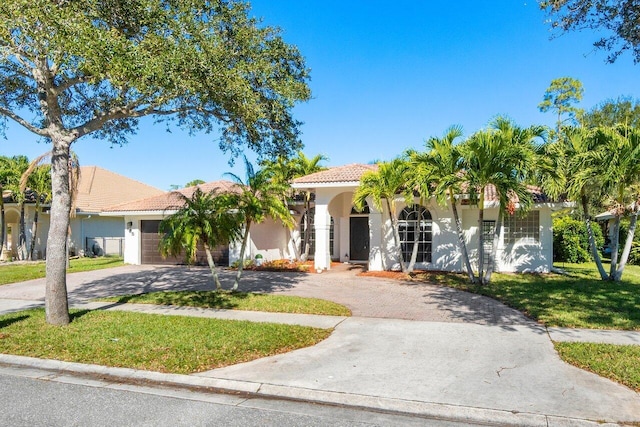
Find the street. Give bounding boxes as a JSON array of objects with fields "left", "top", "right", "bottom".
[{"left": 0, "top": 367, "right": 470, "bottom": 427}]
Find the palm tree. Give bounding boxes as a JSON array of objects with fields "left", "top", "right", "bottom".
[
  {"left": 3, "top": 155, "right": 30, "bottom": 260},
  {"left": 353, "top": 157, "right": 412, "bottom": 273},
  {"left": 572, "top": 126, "right": 640, "bottom": 281},
  {"left": 20, "top": 163, "right": 52, "bottom": 260},
  {"left": 550, "top": 127, "right": 610, "bottom": 279},
  {"left": 159, "top": 187, "right": 242, "bottom": 290},
  {"left": 225, "top": 157, "right": 294, "bottom": 290},
  {"left": 461, "top": 117, "right": 542, "bottom": 284},
  {"left": 292, "top": 152, "right": 328, "bottom": 260},
  {"left": 409, "top": 125, "right": 477, "bottom": 282},
  {"left": 260, "top": 155, "right": 302, "bottom": 261}
]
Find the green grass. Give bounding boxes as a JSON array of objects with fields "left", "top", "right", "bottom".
[
  {"left": 555, "top": 342, "right": 640, "bottom": 392},
  {"left": 99, "top": 290, "right": 352, "bottom": 316},
  {"left": 0, "top": 256, "right": 125, "bottom": 286},
  {"left": 0, "top": 309, "right": 331, "bottom": 374},
  {"left": 407, "top": 263, "right": 640, "bottom": 330}
]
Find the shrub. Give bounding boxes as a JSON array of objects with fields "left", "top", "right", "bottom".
[{"left": 553, "top": 216, "right": 604, "bottom": 263}]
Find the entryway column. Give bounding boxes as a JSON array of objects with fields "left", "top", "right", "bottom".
[
  {"left": 368, "top": 204, "right": 384, "bottom": 271},
  {"left": 314, "top": 203, "right": 331, "bottom": 271}
]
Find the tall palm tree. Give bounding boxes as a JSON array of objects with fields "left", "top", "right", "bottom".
[
  {"left": 159, "top": 188, "right": 242, "bottom": 290},
  {"left": 551, "top": 127, "right": 610, "bottom": 279},
  {"left": 20, "top": 163, "right": 52, "bottom": 260},
  {"left": 353, "top": 157, "right": 412, "bottom": 273},
  {"left": 225, "top": 157, "right": 294, "bottom": 290},
  {"left": 260, "top": 155, "right": 302, "bottom": 261},
  {"left": 3, "top": 155, "right": 30, "bottom": 260},
  {"left": 573, "top": 126, "right": 640, "bottom": 281},
  {"left": 461, "top": 118, "right": 541, "bottom": 284},
  {"left": 292, "top": 152, "right": 328, "bottom": 260},
  {"left": 409, "top": 125, "right": 477, "bottom": 282}
]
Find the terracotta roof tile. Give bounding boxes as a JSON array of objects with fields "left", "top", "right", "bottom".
[
  {"left": 76, "top": 166, "right": 164, "bottom": 212},
  {"left": 292, "top": 163, "right": 378, "bottom": 185},
  {"left": 103, "top": 180, "right": 238, "bottom": 212}
]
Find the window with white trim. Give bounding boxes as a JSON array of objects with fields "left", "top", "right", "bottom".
[
  {"left": 504, "top": 210, "right": 539, "bottom": 244},
  {"left": 398, "top": 204, "right": 432, "bottom": 263}
]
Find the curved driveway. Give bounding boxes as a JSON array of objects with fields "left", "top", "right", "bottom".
[{"left": 0, "top": 264, "right": 528, "bottom": 325}]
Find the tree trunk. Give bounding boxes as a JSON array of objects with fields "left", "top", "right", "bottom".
[
  {"left": 28, "top": 205, "right": 40, "bottom": 261},
  {"left": 45, "top": 140, "right": 72, "bottom": 325},
  {"left": 232, "top": 221, "right": 251, "bottom": 291},
  {"left": 449, "top": 190, "right": 476, "bottom": 283},
  {"left": 284, "top": 196, "right": 300, "bottom": 261},
  {"left": 203, "top": 242, "right": 222, "bottom": 290},
  {"left": 581, "top": 192, "right": 608, "bottom": 280},
  {"left": 608, "top": 215, "right": 621, "bottom": 280},
  {"left": 615, "top": 208, "right": 638, "bottom": 281},
  {"left": 17, "top": 202, "right": 26, "bottom": 260},
  {"left": 386, "top": 198, "right": 406, "bottom": 273},
  {"left": 484, "top": 207, "right": 503, "bottom": 284},
  {"left": 477, "top": 191, "right": 485, "bottom": 283}
]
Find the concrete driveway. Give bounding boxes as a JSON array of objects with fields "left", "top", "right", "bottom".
[{"left": 0, "top": 264, "right": 639, "bottom": 423}]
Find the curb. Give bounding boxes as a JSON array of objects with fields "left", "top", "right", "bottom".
[{"left": 0, "top": 354, "right": 623, "bottom": 427}]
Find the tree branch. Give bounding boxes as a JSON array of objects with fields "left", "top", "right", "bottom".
[{"left": 0, "top": 106, "right": 48, "bottom": 137}]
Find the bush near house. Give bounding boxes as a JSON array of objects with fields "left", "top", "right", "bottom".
[{"left": 553, "top": 216, "right": 604, "bottom": 263}]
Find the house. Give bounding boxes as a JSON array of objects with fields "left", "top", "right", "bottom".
[
  {"left": 5, "top": 163, "right": 565, "bottom": 274},
  {"left": 291, "top": 164, "right": 569, "bottom": 273},
  {"left": 1, "top": 166, "right": 164, "bottom": 260}
]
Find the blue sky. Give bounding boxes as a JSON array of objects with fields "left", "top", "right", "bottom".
[{"left": 1, "top": 1, "right": 638, "bottom": 190}]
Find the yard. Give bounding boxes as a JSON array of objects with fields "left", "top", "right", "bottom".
[{"left": 0, "top": 256, "right": 124, "bottom": 286}]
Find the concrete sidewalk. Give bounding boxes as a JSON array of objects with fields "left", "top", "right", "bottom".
[{"left": 0, "top": 266, "right": 639, "bottom": 425}]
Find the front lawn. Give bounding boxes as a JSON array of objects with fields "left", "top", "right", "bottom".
[
  {"left": 0, "top": 256, "right": 125, "bottom": 286},
  {"left": 555, "top": 342, "right": 640, "bottom": 392},
  {"left": 99, "top": 290, "right": 351, "bottom": 316},
  {"left": 0, "top": 309, "right": 330, "bottom": 374},
  {"left": 363, "top": 262, "right": 640, "bottom": 330}
]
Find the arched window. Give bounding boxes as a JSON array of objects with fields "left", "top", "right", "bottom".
[
  {"left": 300, "top": 208, "right": 334, "bottom": 258},
  {"left": 398, "top": 204, "right": 432, "bottom": 263}
]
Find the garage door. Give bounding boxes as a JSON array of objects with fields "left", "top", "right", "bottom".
[{"left": 140, "top": 220, "right": 229, "bottom": 266}]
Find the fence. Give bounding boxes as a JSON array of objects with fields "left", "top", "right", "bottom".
[{"left": 85, "top": 237, "right": 124, "bottom": 257}]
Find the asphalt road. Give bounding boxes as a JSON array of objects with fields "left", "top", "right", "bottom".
[{"left": 0, "top": 368, "right": 471, "bottom": 427}]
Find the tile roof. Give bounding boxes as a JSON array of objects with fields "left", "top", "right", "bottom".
[
  {"left": 291, "top": 163, "right": 547, "bottom": 203},
  {"left": 292, "top": 163, "right": 378, "bottom": 185},
  {"left": 75, "top": 166, "right": 164, "bottom": 212},
  {"left": 103, "top": 180, "right": 238, "bottom": 212}
]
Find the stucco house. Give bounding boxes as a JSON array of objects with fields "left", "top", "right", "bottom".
[
  {"left": 107, "top": 163, "right": 566, "bottom": 274},
  {"left": 290, "top": 164, "right": 569, "bottom": 273},
  {"left": 1, "top": 166, "right": 163, "bottom": 260}
]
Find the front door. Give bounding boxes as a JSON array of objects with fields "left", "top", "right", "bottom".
[{"left": 350, "top": 217, "right": 369, "bottom": 261}]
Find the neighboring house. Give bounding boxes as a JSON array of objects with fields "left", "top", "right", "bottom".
[
  {"left": 1, "top": 166, "right": 164, "bottom": 260},
  {"left": 291, "top": 164, "right": 569, "bottom": 273}
]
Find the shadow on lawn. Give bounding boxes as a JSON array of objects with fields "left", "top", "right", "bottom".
[
  {"left": 67, "top": 266, "right": 304, "bottom": 303},
  {"left": 0, "top": 314, "right": 29, "bottom": 329}
]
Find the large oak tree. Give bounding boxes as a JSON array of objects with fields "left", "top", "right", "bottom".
[
  {"left": 0, "top": 0, "right": 310, "bottom": 325},
  {"left": 540, "top": 0, "right": 640, "bottom": 63}
]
